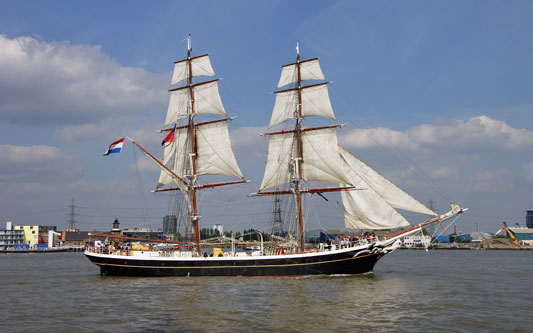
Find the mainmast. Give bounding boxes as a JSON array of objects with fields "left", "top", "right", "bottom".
[
  {"left": 294, "top": 43, "right": 305, "bottom": 250},
  {"left": 252, "top": 45, "right": 465, "bottom": 250},
  {"left": 185, "top": 34, "right": 202, "bottom": 256},
  {"left": 254, "top": 44, "right": 356, "bottom": 251}
]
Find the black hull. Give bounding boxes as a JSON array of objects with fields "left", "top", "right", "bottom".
[{"left": 85, "top": 249, "right": 384, "bottom": 277}]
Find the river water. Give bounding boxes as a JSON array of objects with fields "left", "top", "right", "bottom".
[{"left": 1, "top": 250, "right": 531, "bottom": 332}]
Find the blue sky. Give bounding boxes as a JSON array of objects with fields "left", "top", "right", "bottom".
[{"left": 1, "top": 0, "right": 532, "bottom": 235}]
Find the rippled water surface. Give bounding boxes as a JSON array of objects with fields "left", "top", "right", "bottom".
[{"left": 1, "top": 250, "right": 531, "bottom": 332}]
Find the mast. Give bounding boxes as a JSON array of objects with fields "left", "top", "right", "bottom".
[
  {"left": 252, "top": 45, "right": 466, "bottom": 246},
  {"left": 294, "top": 42, "right": 305, "bottom": 250},
  {"left": 253, "top": 44, "right": 355, "bottom": 251},
  {"left": 136, "top": 34, "right": 245, "bottom": 256},
  {"left": 185, "top": 34, "right": 202, "bottom": 256}
]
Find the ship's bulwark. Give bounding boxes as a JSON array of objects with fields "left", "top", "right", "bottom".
[{"left": 86, "top": 250, "right": 382, "bottom": 277}]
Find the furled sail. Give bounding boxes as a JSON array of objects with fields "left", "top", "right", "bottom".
[
  {"left": 269, "top": 83, "right": 335, "bottom": 128},
  {"left": 277, "top": 58, "right": 325, "bottom": 88},
  {"left": 171, "top": 54, "right": 215, "bottom": 85},
  {"left": 195, "top": 120, "right": 244, "bottom": 178},
  {"left": 260, "top": 127, "right": 350, "bottom": 190},
  {"left": 165, "top": 80, "right": 226, "bottom": 126}
]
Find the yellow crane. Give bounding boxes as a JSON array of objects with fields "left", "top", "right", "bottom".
[{"left": 494, "top": 222, "right": 521, "bottom": 246}]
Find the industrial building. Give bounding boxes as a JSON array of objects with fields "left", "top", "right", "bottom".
[
  {"left": 507, "top": 227, "right": 533, "bottom": 246},
  {"left": 469, "top": 232, "right": 493, "bottom": 242},
  {"left": 435, "top": 232, "right": 492, "bottom": 244},
  {"left": 526, "top": 209, "right": 533, "bottom": 228},
  {"left": 63, "top": 231, "right": 91, "bottom": 247}
]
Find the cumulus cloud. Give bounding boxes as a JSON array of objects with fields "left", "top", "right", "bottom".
[
  {"left": 0, "top": 35, "right": 167, "bottom": 126},
  {"left": 341, "top": 127, "right": 418, "bottom": 150},
  {"left": 134, "top": 155, "right": 160, "bottom": 173},
  {"left": 0, "top": 144, "right": 82, "bottom": 183},
  {"left": 56, "top": 119, "right": 161, "bottom": 144},
  {"left": 472, "top": 168, "right": 510, "bottom": 192},
  {"left": 428, "top": 166, "right": 459, "bottom": 179},
  {"left": 55, "top": 122, "right": 113, "bottom": 143},
  {"left": 340, "top": 115, "right": 533, "bottom": 152},
  {"left": 230, "top": 126, "right": 268, "bottom": 163},
  {"left": 409, "top": 116, "right": 533, "bottom": 151}
]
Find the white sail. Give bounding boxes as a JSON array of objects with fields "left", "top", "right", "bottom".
[
  {"left": 341, "top": 184, "right": 411, "bottom": 230},
  {"left": 339, "top": 146, "right": 436, "bottom": 216},
  {"left": 165, "top": 80, "right": 227, "bottom": 126},
  {"left": 195, "top": 121, "right": 244, "bottom": 178},
  {"left": 260, "top": 127, "right": 350, "bottom": 190},
  {"left": 269, "top": 83, "right": 335, "bottom": 128},
  {"left": 171, "top": 54, "right": 215, "bottom": 85},
  {"left": 277, "top": 58, "right": 325, "bottom": 88},
  {"left": 157, "top": 127, "right": 190, "bottom": 188},
  {"left": 260, "top": 132, "right": 295, "bottom": 190},
  {"left": 301, "top": 127, "right": 350, "bottom": 184}
]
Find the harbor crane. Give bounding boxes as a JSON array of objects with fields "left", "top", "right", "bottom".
[{"left": 494, "top": 222, "right": 521, "bottom": 247}]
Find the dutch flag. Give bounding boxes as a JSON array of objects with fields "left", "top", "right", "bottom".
[
  {"left": 161, "top": 124, "right": 176, "bottom": 146},
  {"left": 103, "top": 138, "right": 125, "bottom": 156}
]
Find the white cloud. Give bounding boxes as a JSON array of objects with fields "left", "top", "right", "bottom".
[
  {"left": 429, "top": 166, "right": 459, "bottom": 179},
  {"left": 409, "top": 116, "right": 533, "bottom": 151},
  {"left": 472, "top": 168, "right": 509, "bottom": 192},
  {"left": 341, "top": 127, "right": 418, "bottom": 150},
  {"left": 134, "top": 155, "right": 160, "bottom": 173},
  {"left": 0, "top": 35, "right": 167, "bottom": 126},
  {"left": 0, "top": 144, "right": 82, "bottom": 183},
  {"left": 56, "top": 122, "right": 113, "bottom": 143},
  {"left": 340, "top": 115, "right": 533, "bottom": 152},
  {"left": 230, "top": 126, "right": 268, "bottom": 163}
]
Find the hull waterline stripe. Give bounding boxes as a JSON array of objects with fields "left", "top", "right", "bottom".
[{"left": 91, "top": 253, "right": 376, "bottom": 269}]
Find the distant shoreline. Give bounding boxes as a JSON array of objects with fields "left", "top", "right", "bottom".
[
  {"left": 0, "top": 248, "right": 84, "bottom": 253},
  {"left": 401, "top": 246, "right": 533, "bottom": 251},
  {"left": 2, "top": 246, "right": 531, "bottom": 253}
]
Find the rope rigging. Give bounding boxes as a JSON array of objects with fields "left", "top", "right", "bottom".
[{"left": 329, "top": 84, "right": 453, "bottom": 204}]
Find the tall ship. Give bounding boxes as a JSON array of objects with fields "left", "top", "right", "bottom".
[{"left": 85, "top": 38, "right": 466, "bottom": 276}]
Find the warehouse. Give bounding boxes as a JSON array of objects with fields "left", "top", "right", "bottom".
[{"left": 507, "top": 227, "right": 533, "bottom": 246}]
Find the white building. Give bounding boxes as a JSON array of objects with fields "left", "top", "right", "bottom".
[
  {"left": 1, "top": 221, "right": 24, "bottom": 248},
  {"left": 213, "top": 224, "right": 223, "bottom": 235},
  {"left": 403, "top": 235, "right": 431, "bottom": 248}
]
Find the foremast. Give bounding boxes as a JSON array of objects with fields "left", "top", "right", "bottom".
[
  {"left": 253, "top": 44, "right": 355, "bottom": 251},
  {"left": 148, "top": 35, "right": 245, "bottom": 256}
]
